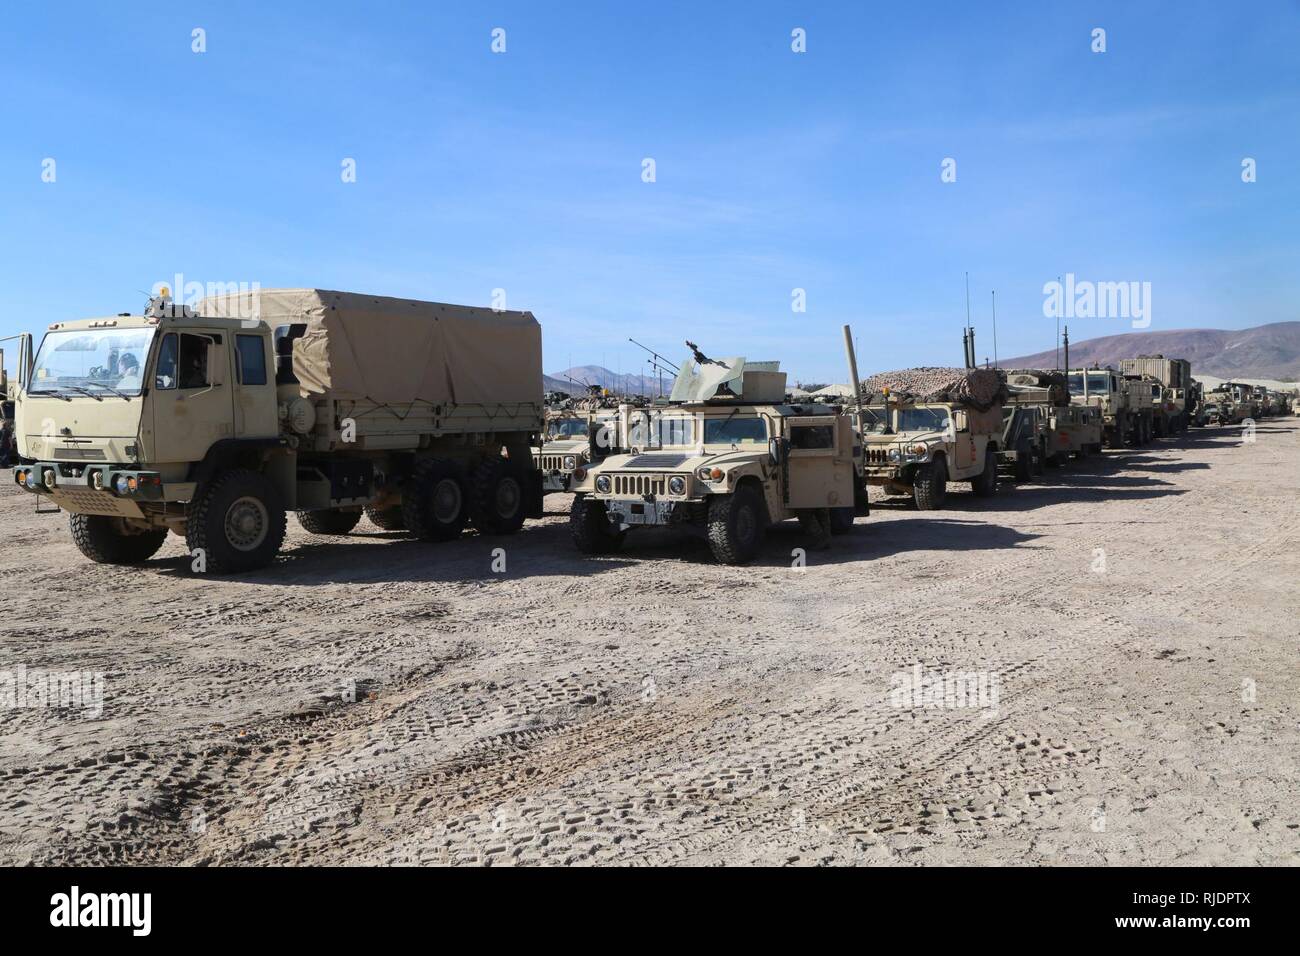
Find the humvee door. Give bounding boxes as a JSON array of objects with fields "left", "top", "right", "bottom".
[{"left": 785, "top": 415, "right": 855, "bottom": 509}]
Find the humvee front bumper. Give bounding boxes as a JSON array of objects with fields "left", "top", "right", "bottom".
[{"left": 602, "top": 497, "right": 682, "bottom": 528}]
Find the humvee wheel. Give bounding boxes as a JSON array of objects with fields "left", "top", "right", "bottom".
[
  {"left": 470, "top": 458, "right": 527, "bottom": 535},
  {"left": 912, "top": 458, "right": 947, "bottom": 510},
  {"left": 296, "top": 509, "right": 361, "bottom": 535},
  {"left": 970, "top": 447, "right": 998, "bottom": 497},
  {"left": 1013, "top": 438, "right": 1033, "bottom": 481},
  {"left": 707, "top": 486, "right": 766, "bottom": 564},
  {"left": 186, "top": 469, "right": 287, "bottom": 573},
  {"left": 829, "top": 507, "right": 856, "bottom": 535},
  {"left": 569, "top": 495, "right": 624, "bottom": 554},
  {"left": 70, "top": 514, "right": 168, "bottom": 565},
  {"left": 404, "top": 461, "right": 469, "bottom": 541},
  {"left": 364, "top": 505, "right": 405, "bottom": 531}
]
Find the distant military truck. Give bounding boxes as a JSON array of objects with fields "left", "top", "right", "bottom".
[
  {"left": 1186, "top": 379, "right": 1206, "bottom": 427},
  {"left": 857, "top": 367, "right": 1005, "bottom": 510},
  {"left": 1120, "top": 355, "right": 1192, "bottom": 435},
  {"left": 570, "top": 351, "right": 863, "bottom": 564},
  {"left": 998, "top": 370, "right": 1101, "bottom": 477},
  {"left": 1068, "top": 367, "right": 1153, "bottom": 448},
  {"left": 13, "top": 289, "right": 545, "bottom": 572},
  {"left": 533, "top": 406, "right": 621, "bottom": 493}
]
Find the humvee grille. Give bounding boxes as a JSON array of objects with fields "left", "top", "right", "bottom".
[
  {"left": 866, "top": 448, "right": 889, "bottom": 464},
  {"left": 612, "top": 473, "right": 667, "bottom": 497},
  {"left": 625, "top": 454, "right": 688, "bottom": 468},
  {"left": 538, "top": 454, "right": 569, "bottom": 472}
]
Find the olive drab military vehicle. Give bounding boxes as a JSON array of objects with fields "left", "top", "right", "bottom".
[
  {"left": 569, "top": 343, "right": 865, "bottom": 565},
  {"left": 13, "top": 289, "right": 545, "bottom": 572},
  {"left": 1068, "top": 367, "right": 1154, "bottom": 448}
]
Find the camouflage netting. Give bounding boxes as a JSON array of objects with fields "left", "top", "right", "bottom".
[
  {"left": 859, "top": 367, "right": 1007, "bottom": 411},
  {"left": 1003, "top": 368, "right": 1070, "bottom": 406}
]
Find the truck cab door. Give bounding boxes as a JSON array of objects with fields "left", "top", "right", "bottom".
[
  {"left": 785, "top": 415, "right": 854, "bottom": 509},
  {"left": 150, "top": 330, "right": 235, "bottom": 466},
  {"left": 231, "top": 332, "right": 278, "bottom": 437}
]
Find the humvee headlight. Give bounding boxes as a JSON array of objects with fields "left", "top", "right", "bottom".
[
  {"left": 668, "top": 476, "right": 687, "bottom": 496},
  {"left": 594, "top": 474, "right": 611, "bottom": 494},
  {"left": 113, "top": 474, "right": 130, "bottom": 495},
  {"left": 887, "top": 447, "right": 901, "bottom": 461},
  {"left": 563, "top": 455, "right": 577, "bottom": 470}
]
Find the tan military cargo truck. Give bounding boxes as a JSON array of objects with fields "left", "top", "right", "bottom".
[
  {"left": 1120, "top": 355, "right": 1192, "bottom": 435},
  {"left": 13, "top": 289, "right": 544, "bottom": 572},
  {"left": 569, "top": 352, "right": 864, "bottom": 564},
  {"left": 999, "top": 371, "right": 1103, "bottom": 476},
  {"left": 1068, "top": 367, "right": 1153, "bottom": 447}
]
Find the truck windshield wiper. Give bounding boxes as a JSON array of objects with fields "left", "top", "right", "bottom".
[
  {"left": 28, "top": 389, "right": 73, "bottom": 401},
  {"left": 87, "top": 382, "right": 131, "bottom": 400},
  {"left": 62, "top": 385, "right": 103, "bottom": 401}
]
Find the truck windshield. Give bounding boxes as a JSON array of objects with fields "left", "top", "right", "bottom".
[
  {"left": 704, "top": 417, "right": 766, "bottom": 444},
  {"left": 29, "top": 327, "right": 156, "bottom": 397},
  {"left": 895, "top": 407, "right": 951, "bottom": 432},
  {"left": 1067, "top": 372, "right": 1110, "bottom": 395},
  {"left": 548, "top": 419, "right": 588, "bottom": 439}
]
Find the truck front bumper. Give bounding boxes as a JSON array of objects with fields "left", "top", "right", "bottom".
[{"left": 14, "top": 461, "right": 167, "bottom": 516}]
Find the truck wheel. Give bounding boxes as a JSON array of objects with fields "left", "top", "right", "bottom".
[
  {"left": 912, "top": 458, "right": 947, "bottom": 510},
  {"left": 1031, "top": 442, "right": 1046, "bottom": 476},
  {"left": 364, "top": 506, "right": 405, "bottom": 531},
  {"left": 403, "top": 461, "right": 469, "bottom": 541},
  {"left": 1107, "top": 415, "right": 1125, "bottom": 450},
  {"left": 69, "top": 514, "right": 168, "bottom": 565},
  {"left": 470, "top": 458, "right": 527, "bottom": 535},
  {"left": 1074, "top": 443, "right": 1090, "bottom": 460},
  {"left": 829, "top": 507, "right": 856, "bottom": 534},
  {"left": 296, "top": 509, "right": 361, "bottom": 535},
  {"left": 707, "top": 486, "right": 767, "bottom": 564},
  {"left": 1013, "top": 439, "right": 1033, "bottom": 481},
  {"left": 185, "top": 469, "right": 287, "bottom": 573},
  {"left": 970, "top": 447, "right": 998, "bottom": 497},
  {"left": 569, "top": 495, "right": 624, "bottom": 554}
]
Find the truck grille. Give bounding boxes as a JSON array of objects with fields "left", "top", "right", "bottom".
[{"left": 612, "top": 473, "right": 666, "bottom": 496}]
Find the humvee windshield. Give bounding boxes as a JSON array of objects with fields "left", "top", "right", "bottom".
[
  {"left": 896, "top": 407, "right": 951, "bottom": 432},
  {"left": 628, "top": 413, "right": 696, "bottom": 448},
  {"left": 1067, "top": 371, "right": 1112, "bottom": 395},
  {"left": 857, "top": 406, "right": 889, "bottom": 434},
  {"left": 548, "top": 419, "right": 588, "bottom": 439},
  {"left": 703, "top": 417, "right": 766, "bottom": 444}
]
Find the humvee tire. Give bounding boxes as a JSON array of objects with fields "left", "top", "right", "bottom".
[
  {"left": 364, "top": 506, "right": 404, "bottom": 531},
  {"left": 970, "top": 447, "right": 998, "bottom": 497},
  {"left": 403, "top": 461, "right": 469, "bottom": 542},
  {"left": 569, "top": 495, "right": 624, "bottom": 554},
  {"left": 70, "top": 514, "right": 168, "bottom": 565},
  {"left": 470, "top": 458, "right": 527, "bottom": 535},
  {"left": 1013, "top": 438, "right": 1033, "bottom": 481},
  {"left": 707, "top": 485, "right": 766, "bottom": 564},
  {"left": 185, "top": 468, "right": 287, "bottom": 573},
  {"left": 829, "top": 507, "right": 856, "bottom": 535},
  {"left": 296, "top": 509, "right": 361, "bottom": 535},
  {"left": 913, "top": 458, "right": 947, "bottom": 510}
]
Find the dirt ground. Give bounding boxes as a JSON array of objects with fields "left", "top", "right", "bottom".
[{"left": 1, "top": 420, "right": 1296, "bottom": 866}]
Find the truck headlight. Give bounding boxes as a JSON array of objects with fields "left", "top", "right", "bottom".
[
  {"left": 595, "top": 475, "right": 611, "bottom": 494},
  {"left": 25, "top": 470, "right": 39, "bottom": 489},
  {"left": 43, "top": 469, "right": 56, "bottom": 490},
  {"left": 668, "top": 475, "right": 687, "bottom": 495},
  {"left": 563, "top": 455, "right": 577, "bottom": 470},
  {"left": 113, "top": 474, "right": 130, "bottom": 495}
]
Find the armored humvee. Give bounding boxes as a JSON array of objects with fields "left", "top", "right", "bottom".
[
  {"left": 12, "top": 289, "right": 545, "bottom": 572},
  {"left": 569, "top": 351, "right": 863, "bottom": 564},
  {"left": 533, "top": 406, "right": 622, "bottom": 493}
]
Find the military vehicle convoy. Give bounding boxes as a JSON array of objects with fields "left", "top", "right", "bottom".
[
  {"left": 1068, "top": 367, "right": 1154, "bottom": 448},
  {"left": 999, "top": 371, "right": 1102, "bottom": 476},
  {"left": 857, "top": 367, "right": 1005, "bottom": 510},
  {"left": 570, "top": 342, "right": 865, "bottom": 564},
  {"left": 12, "top": 289, "right": 545, "bottom": 571}
]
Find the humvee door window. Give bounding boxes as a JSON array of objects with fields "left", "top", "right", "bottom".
[
  {"left": 788, "top": 424, "right": 833, "bottom": 449},
  {"left": 704, "top": 417, "right": 766, "bottom": 444},
  {"left": 178, "top": 334, "right": 211, "bottom": 389},
  {"left": 155, "top": 333, "right": 178, "bottom": 389},
  {"left": 236, "top": 334, "right": 267, "bottom": 386}
]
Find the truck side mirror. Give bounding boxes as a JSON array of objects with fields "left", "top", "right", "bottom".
[
  {"left": 207, "top": 342, "right": 225, "bottom": 386},
  {"left": 768, "top": 437, "right": 782, "bottom": 465}
]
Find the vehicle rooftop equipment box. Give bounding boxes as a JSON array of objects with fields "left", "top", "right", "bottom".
[{"left": 198, "top": 288, "right": 543, "bottom": 406}]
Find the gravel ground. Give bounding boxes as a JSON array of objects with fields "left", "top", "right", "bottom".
[{"left": 0, "top": 420, "right": 1296, "bottom": 866}]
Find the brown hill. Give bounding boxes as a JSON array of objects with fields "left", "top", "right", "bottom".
[{"left": 1003, "top": 322, "right": 1300, "bottom": 380}]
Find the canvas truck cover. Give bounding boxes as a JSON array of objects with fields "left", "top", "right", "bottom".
[{"left": 197, "top": 289, "right": 543, "bottom": 406}]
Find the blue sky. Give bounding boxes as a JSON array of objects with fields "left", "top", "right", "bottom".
[{"left": 1, "top": 1, "right": 1297, "bottom": 383}]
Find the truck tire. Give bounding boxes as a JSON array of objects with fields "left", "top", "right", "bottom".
[
  {"left": 470, "top": 458, "right": 527, "bottom": 535},
  {"left": 403, "top": 461, "right": 469, "bottom": 542},
  {"left": 707, "top": 485, "right": 766, "bottom": 564},
  {"left": 970, "top": 447, "right": 998, "bottom": 497},
  {"left": 69, "top": 514, "right": 168, "bottom": 565},
  {"left": 1107, "top": 415, "right": 1125, "bottom": 450},
  {"left": 1013, "top": 438, "right": 1033, "bottom": 481},
  {"left": 185, "top": 469, "right": 287, "bottom": 573},
  {"left": 296, "top": 509, "right": 361, "bottom": 535},
  {"left": 569, "top": 495, "right": 624, "bottom": 554},
  {"left": 912, "top": 458, "right": 948, "bottom": 510},
  {"left": 364, "top": 506, "right": 405, "bottom": 531},
  {"left": 1031, "top": 441, "right": 1046, "bottom": 476},
  {"left": 829, "top": 507, "right": 856, "bottom": 535}
]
